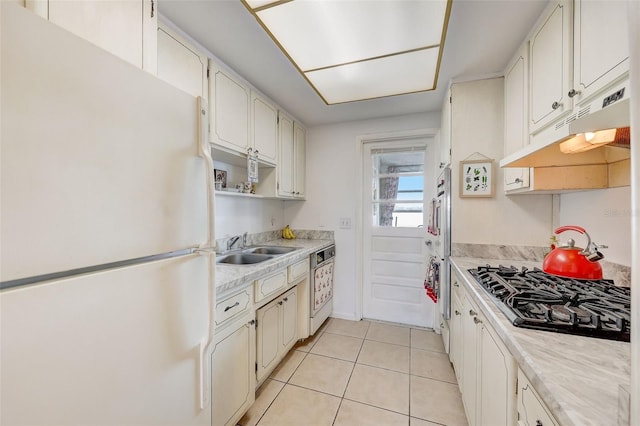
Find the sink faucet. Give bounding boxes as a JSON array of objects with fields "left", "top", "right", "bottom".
[{"left": 227, "top": 235, "right": 241, "bottom": 251}]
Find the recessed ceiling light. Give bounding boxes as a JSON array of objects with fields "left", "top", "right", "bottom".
[{"left": 242, "top": 0, "right": 452, "bottom": 104}]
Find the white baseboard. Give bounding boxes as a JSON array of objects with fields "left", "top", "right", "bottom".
[{"left": 329, "top": 311, "right": 360, "bottom": 321}]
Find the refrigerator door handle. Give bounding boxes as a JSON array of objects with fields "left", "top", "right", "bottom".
[{"left": 195, "top": 97, "right": 216, "bottom": 410}]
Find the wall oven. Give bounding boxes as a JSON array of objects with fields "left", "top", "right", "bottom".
[{"left": 310, "top": 244, "right": 335, "bottom": 335}]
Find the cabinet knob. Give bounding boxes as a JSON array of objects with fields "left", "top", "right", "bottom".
[
  {"left": 535, "top": 421, "right": 543, "bottom": 426},
  {"left": 568, "top": 89, "right": 580, "bottom": 98},
  {"left": 473, "top": 317, "right": 482, "bottom": 324},
  {"left": 283, "top": 297, "right": 289, "bottom": 302},
  {"left": 514, "top": 178, "right": 522, "bottom": 183},
  {"left": 248, "top": 319, "right": 256, "bottom": 326},
  {"left": 455, "top": 310, "right": 461, "bottom": 316},
  {"left": 469, "top": 309, "right": 477, "bottom": 316},
  {"left": 453, "top": 282, "right": 459, "bottom": 288},
  {"left": 551, "top": 101, "right": 561, "bottom": 110},
  {"left": 278, "top": 301, "right": 283, "bottom": 306}
]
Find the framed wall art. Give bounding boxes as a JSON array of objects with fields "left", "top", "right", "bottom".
[{"left": 460, "top": 159, "right": 494, "bottom": 198}]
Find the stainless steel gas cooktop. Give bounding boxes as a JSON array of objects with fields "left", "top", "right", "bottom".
[{"left": 468, "top": 265, "right": 631, "bottom": 342}]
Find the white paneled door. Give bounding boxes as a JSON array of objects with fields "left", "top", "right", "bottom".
[{"left": 362, "top": 138, "right": 434, "bottom": 327}]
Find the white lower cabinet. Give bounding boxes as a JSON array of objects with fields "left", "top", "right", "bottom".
[
  {"left": 451, "top": 269, "right": 517, "bottom": 426},
  {"left": 461, "top": 294, "right": 480, "bottom": 426},
  {"left": 517, "top": 369, "right": 559, "bottom": 426},
  {"left": 211, "top": 311, "right": 256, "bottom": 426},
  {"left": 256, "top": 286, "right": 298, "bottom": 383},
  {"left": 478, "top": 317, "right": 517, "bottom": 426}
]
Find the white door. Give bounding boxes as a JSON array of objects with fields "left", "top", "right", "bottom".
[{"left": 362, "top": 138, "right": 434, "bottom": 327}]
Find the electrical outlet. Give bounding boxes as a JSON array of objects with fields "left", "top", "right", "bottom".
[{"left": 339, "top": 217, "right": 352, "bottom": 229}]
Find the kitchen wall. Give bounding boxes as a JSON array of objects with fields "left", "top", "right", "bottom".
[
  {"left": 450, "top": 78, "right": 554, "bottom": 247},
  {"left": 558, "top": 186, "right": 632, "bottom": 267},
  {"left": 285, "top": 112, "right": 441, "bottom": 320}
]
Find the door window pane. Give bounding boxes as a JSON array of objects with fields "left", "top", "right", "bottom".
[{"left": 371, "top": 149, "right": 424, "bottom": 227}]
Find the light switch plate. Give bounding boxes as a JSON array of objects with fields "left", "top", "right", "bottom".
[{"left": 339, "top": 217, "right": 352, "bottom": 229}]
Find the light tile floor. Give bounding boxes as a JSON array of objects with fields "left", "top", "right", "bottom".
[{"left": 239, "top": 318, "right": 468, "bottom": 426}]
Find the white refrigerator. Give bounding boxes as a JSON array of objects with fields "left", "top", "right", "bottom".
[{"left": 1, "top": 4, "right": 215, "bottom": 425}]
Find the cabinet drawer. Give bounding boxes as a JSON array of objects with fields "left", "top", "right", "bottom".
[
  {"left": 288, "top": 258, "right": 309, "bottom": 283},
  {"left": 255, "top": 270, "right": 287, "bottom": 303},
  {"left": 517, "top": 369, "right": 559, "bottom": 426},
  {"left": 215, "top": 288, "right": 252, "bottom": 328}
]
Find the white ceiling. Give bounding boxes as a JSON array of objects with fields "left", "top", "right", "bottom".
[{"left": 159, "top": 0, "right": 549, "bottom": 127}]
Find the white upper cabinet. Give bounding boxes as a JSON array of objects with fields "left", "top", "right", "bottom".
[
  {"left": 277, "top": 112, "right": 295, "bottom": 197},
  {"left": 250, "top": 91, "right": 278, "bottom": 165},
  {"left": 157, "top": 22, "right": 207, "bottom": 99},
  {"left": 572, "top": 0, "right": 629, "bottom": 103},
  {"left": 503, "top": 42, "right": 531, "bottom": 192},
  {"left": 293, "top": 122, "right": 306, "bottom": 199},
  {"left": 26, "top": 0, "right": 157, "bottom": 72},
  {"left": 209, "top": 60, "right": 251, "bottom": 155},
  {"left": 439, "top": 86, "right": 452, "bottom": 169},
  {"left": 529, "top": 0, "right": 573, "bottom": 133}
]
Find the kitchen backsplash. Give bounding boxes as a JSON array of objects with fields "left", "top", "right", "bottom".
[
  {"left": 451, "top": 243, "right": 630, "bottom": 287},
  {"left": 216, "top": 229, "right": 334, "bottom": 252}
]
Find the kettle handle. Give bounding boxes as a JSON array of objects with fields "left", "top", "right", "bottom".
[
  {"left": 555, "top": 225, "right": 586, "bottom": 235},
  {"left": 555, "top": 225, "right": 592, "bottom": 255}
]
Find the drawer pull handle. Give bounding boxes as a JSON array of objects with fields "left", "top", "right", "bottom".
[
  {"left": 473, "top": 317, "right": 482, "bottom": 324},
  {"left": 469, "top": 309, "right": 477, "bottom": 316},
  {"left": 224, "top": 301, "right": 240, "bottom": 312}
]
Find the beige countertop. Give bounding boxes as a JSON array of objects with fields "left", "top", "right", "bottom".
[
  {"left": 450, "top": 257, "right": 630, "bottom": 426},
  {"left": 215, "top": 238, "right": 333, "bottom": 296}
]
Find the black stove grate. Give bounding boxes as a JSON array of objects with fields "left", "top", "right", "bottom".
[{"left": 467, "top": 265, "right": 631, "bottom": 342}]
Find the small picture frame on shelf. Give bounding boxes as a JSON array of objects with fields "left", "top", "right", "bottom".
[
  {"left": 459, "top": 159, "right": 494, "bottom": 198},
  {"left": 214, "top": 169, "right": 227, "bottom": 191}
]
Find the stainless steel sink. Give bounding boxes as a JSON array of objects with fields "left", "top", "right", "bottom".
[
  {"left": 243, "top": 246, "right": 298, "bottom": 255},
  {"left": 216, "top": 253, "right": 273, "bottom": 265}
]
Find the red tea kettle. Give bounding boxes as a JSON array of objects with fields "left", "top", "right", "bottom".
[{"left": 542, "top": 225, "right": 605, "bottom": 280}]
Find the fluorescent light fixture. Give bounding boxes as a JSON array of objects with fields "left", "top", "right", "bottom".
[
  {"left": 559, "top": 128, "right": 618, "bottom": 154},
  {"left": 242, "top": 0, "right": 452, "bottom": 104}
]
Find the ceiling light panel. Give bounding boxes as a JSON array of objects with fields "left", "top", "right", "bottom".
[
  {"left": 305, "top": 48, "right": 439, "bottom": 104},
  {"left": 243, "top": 0, "right": 451, "bottom": 104},
  {"left": 254, "top": 0, "right": 447, "bottom": 71}
]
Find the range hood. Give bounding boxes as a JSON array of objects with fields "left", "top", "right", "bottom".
[{"left": 501, "top": 79, "right": 631, "bottom": 169}]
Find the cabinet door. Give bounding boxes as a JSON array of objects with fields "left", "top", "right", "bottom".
[
  {"left": 439, "top": 87, "right": 452, "bottom": 169},
  {"left": 277, "top": 112, "right": 295, "bottom": 197},
  {"left": 293, "top": 122, "right": 306, "bottom": 198},
  {"left": 211, "top": 314, "right": 256, "bottom": 426},
  {"left": 280, "top": 288, "right": 298, "bottom": 353},
  {"left": 517, "top": 370, "right": 560, "bottom": 426},
  {"left": 157, "top": 23, "right": 207, "bottom": 99},
  {"left": 256, "top": 299, "right": 280, "bottom": 382},
  {"left": 449, "top": 290, "right": 463, "bottom": 385},
  {"left": 28, "top": 0, "right": 156, "bottom": 72},
  {"left": 209, "top": 61, "right": 250, "bottom": 154},
  {"left": 529, "top": 1, "right": 573, "bottom": 132},
  {"left": 503, "top": 43, "right": 530, "bottom": 191},
  {"left": 461, "top": 295, "right": 479, "bottom": 426},
  {"left": 251, "top": 91, "right": 278, "bottom": 165},
  {"left": 573, "top": 0, "right": 629, "bottom": 103},
  {"left": 478, "top": 319, "right": 517, "bottom": 426}
]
